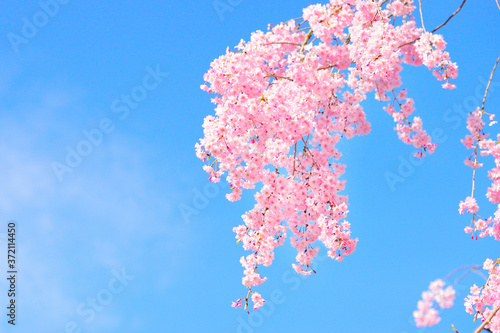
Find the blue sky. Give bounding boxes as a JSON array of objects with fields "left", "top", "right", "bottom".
[{"left": 0, "top": 1, "right": 498, "bottom": 332}]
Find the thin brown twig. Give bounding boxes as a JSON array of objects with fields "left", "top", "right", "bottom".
[
  {"left": 431, "top": 0, "right": 468, "bottom": 33},
  {"left": 317, "top": 65, "right": 336, "bottom": 71},
  {"left": 399, "top": 0, "right": 468, "bottom": 48},
  {"left": 344, "top": 33, "right": 351, "bottom": 45},
  {"left": 474, "top": 307, "right": 499, "bottom": 333},
  {"left": 265, "top": 74, "right": 294, "bottom": 82},
  {"left": 417, "top": 0, "right": 427, "bottom": 32},
  {"left": 299, "top": 30, "right": 313, "bottom": 53},
  {"left": 495, "top": 0, "right": 500, "bottom": 10},
  {"left": 262, "top": 42, "right": 301, "bottom": 46},
  {"left": 292, "top": 142, "right": 297, "bottom": 176},
  {"left": 481, "top": 55, "right": 500, "bottom": 111},
  {"left": 302, "top": 138, "right": 318, "bottom": 166}
]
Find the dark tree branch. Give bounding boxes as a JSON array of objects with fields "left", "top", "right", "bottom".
[{"left": 431, "top": 0, "right": 468, "bottom": 33}]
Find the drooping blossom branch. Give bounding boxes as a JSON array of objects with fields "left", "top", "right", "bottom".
[
  {"left": 414, "top": 278, "right": 456, "bottom": 327},
  {"left": 415, "top": 55, "right": 500, "bottom": 331},
  {"left": 198, "top": 0, "right": 457, "bottom": 311},
  {"left": 459, "top": 55, "right": 500, "bottom": 241}
]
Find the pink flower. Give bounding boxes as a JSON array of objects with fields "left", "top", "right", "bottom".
[
  {"left": 442, "top": 82, "right": 456, "bottom": 89},
  {"left": 459, "top": 196, "right": 479, "bottom": 214},
  {"left": 251, "top": 292, "right": 265, "bottom": 310},
  {"left": 464, "top": 158, "right": 483, "bottom": 169},
  {"left": 231, "top": 298, "right": 243, "bottom": 309},
  {"left": 414, "top": 279, "right": 455, "bottom": 327}
]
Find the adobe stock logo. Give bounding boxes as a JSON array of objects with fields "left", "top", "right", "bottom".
[
  {"left": 179, "top": 180, "right": 223, "bottom": 224},
  {"left": 59, "top": 267, "right": 134, "bottom": 333},
  {"left": 7, "top": 0, "right": 71, "bottom": 53},
  {"left": 213, "top": 0, "right": 245, "bottom": 21}
]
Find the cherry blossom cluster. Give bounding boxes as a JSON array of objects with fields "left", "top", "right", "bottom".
[
  {"left": 231, "top": 292, "right": 266, "bottom": 311},
  {"left": 459, "top": 105, "right": 500, "bottom": 240},
  {"left": 197, "top": 0, "right": 457, "bottom": 310},
  {"left": 464, "top": 258, "right": 500, "bottom": 332},
  {"left": 384, "top": 90, "right": 436, "bottom": 157},
  {"left": 413, "top": 279, "right": 455, "bottom": 327}
]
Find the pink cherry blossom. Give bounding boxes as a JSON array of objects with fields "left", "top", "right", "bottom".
[
  {"left": 464, "top": 258, "right": 500, "bottom": 332},
  {"left": 413, "top": 279, "right": 455, "bottom": 327},
  {"left": 251, "top": 292, "right": 266, "bottom": 310},
  {"left": 231, "top": 298, "right": 243, "bottom": 309},
  {"left": 458, "top": 196, "right": 479, "bottom": 214}
]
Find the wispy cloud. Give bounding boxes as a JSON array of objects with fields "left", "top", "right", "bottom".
[{"left": 0, "top": 79, "right": 185, "bottom": 331}]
